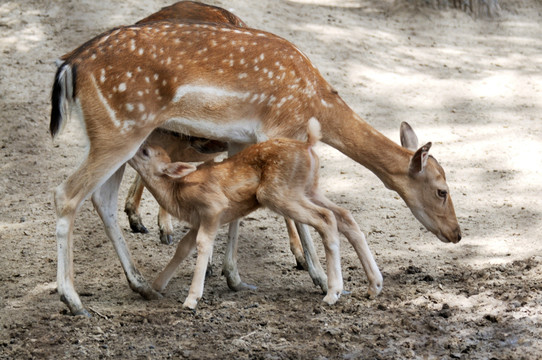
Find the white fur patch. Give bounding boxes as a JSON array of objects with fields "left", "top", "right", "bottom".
[
  {"left": 163, "top": 117, "right": 265, "bottom": 144},
  {"left": 90, "top": 74, "right": 120, "bottom": 128}
]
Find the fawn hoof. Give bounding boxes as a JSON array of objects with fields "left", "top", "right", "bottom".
[
  {"left": 205, "top": 266, "right": 213, "bottom": 278},
  {"left": 129, "top": 221, "right": 149, "bottom": 234},
  {"left": 322, "top": 290, "right": 341, "bottom": 305},
  {"left": 182, "top": 297, "right": 199, "bottom": 310},
  {"left": 159, "top": 232, "right": 173, "bottom": 245}
]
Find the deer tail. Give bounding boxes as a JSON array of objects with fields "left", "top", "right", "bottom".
[{"left": 50, "top": 62, "right": 76, "bottom": 139}]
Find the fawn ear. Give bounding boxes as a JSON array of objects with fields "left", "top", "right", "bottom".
[
  {"left": 163, "top": 162, "right": 197, "bottom": 179},
  {"left": 400, "top": 122, "right": 419, "bottom": 151},
  {"left": 409, "top": 142, "right": 432, "bottom": 175}
]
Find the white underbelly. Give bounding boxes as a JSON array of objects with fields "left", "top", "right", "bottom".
[{"left": 162, "top": 117, "right": 268, "bottom": 144}]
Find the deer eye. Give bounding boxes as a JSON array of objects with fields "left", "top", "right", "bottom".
[
  {"left": 437, "top": 189, "right": 448, "bottom": 199},
  {"left": 142, "top": 148, "right": 150, "bottom": 157}
]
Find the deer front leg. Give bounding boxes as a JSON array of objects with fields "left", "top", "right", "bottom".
[
  {"left": 153, "top": 229, "right": 198, "bottom": 292},
  {"left": 124, "top": 174, "right": 149, "bottom": 234},
  {"left": 222, "top": 143, "right": 257, "bottom": 291},
  {"left": 294, "top": 222, "right": 328, "bottom": 293},
  {"left": 184, "top": 224, "right": 219, "bottom": 309},
  {"left": 285, "top": 218, "right": 307, "bottom": 270},
  {"left": 222, "top": 220, "right": 257, "bottom": 291}
]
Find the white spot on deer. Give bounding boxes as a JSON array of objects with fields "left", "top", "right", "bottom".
[
  {"left": 137, "top": 91, "right": 143, "bottom": 97},
  {"left": 259, "top": 53, "right": 265, "bottom": 61},
  {"left": 130, "top": 39, "right": 136, "bottom": 52},
  {"left": 254, "top": 65, "right": 260, "bottom": 71},
  {"left": 90, "top": 75, "right": 120, "bottom": 128},
  {"left": 126, "top": 72, "right": 132, "bottom": 78},
  {"left": 118, "top": 83, "right": 127, "bottom": 92},
  {"left": 138, "top": 103, "right": 145, "bottom": 112},
  {"left": 238, "top": 73, "right": 248, "bottom": 79},
  {"left": 166, "top": 57, "right": 172, "bottom": 65},
  {"left": 277, "top": 97, "right": 288, "bottom": 108},
  {"left": 240, "top": 46, "right": 245, "bottom": 53},
  {"left": 240, "top": 59, "right": 246, "bottom": 65},
  {"left": 268, "top": 71, "right": 274, "bottom": 79},
  {"left": 154, "top": 74, "right": 159, "bottom": 81},
  {"left": 321, "top": 99, "right": 333, "bottom": 108},
  {"left": 174, "top": 39, "right": 181, "bottom": 45},
  {"left": 210, "top": 40, "right": 218, "bottom": 47},
  {"left": 138, "top": 48, "right": 144, "bottom": 55},
  {"left": 100, "top": 69, "right": 106, "bottom": 83},
  {"left": 249, "top": 94, "right": 259, "bottom": 103},
  {"left": 162, "top": 80, "right": 167, "bottom": 86},
  {"left": 145, "top": 77, "right": 150, "bottom": 83},
  {"left": 90, "top": 53, "right": 97, "bottom": 60},
  {"left": 258, "top": 93, "right": 268, "bottom": 104},
  {"left": 126, "top": 103, "right": 134, "bottom": 112},
  {"left": 121, "top": 120, "right": 136, "bottom": 134}
]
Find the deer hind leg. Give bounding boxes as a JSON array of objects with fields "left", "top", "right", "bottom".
[
  {"left": 124, "top": 174, "right": 149, "bottom": 234},
  {"left": 55, "top": 139, "right": 156, "bottom": 316},
  {"left": 261, "top": 195, "right": 343, "bottom": 304},
  {"left": 221, "top": 143, "right": 257, "bottom": 291},
  {"left": 91, "top": 164, "right": 162, "bottom": 302},
  {"left": 311, "top": 191, "right": 383, "bottom": 298}
]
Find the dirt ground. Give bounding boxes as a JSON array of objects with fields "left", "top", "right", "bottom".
[{"left": 1, "top": 0, "right": 542, "bottom": 358}]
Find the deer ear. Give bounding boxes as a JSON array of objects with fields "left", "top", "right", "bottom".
[
  {"left": 400, "top": 122, "right": 419, "bottom": 151},
  {"left": 162, "top": 162, "right": 197, "bottom": 179},
  {"left": 409, "top": 142, "right": 432, "bottom": 175}
]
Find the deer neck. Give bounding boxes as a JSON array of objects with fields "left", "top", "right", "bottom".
[{"left": 319, "top": 104, "right": 412, "bottom": 195}]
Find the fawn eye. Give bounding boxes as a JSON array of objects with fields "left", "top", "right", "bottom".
[
  {"left": 142, "top": 148, "right": 150, "bottom": 157},
  {"left": 437, "top": 189, "right": 448, "bottom": 198}
]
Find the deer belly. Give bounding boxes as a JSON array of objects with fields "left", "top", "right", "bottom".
[{"left": 163, "top": 84, "right": 268, "bottom": 143}]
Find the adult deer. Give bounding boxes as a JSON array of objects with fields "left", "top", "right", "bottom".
[
  {"left": 57, "top": 2, "right": 310, "bottom": 271},
  {"left": 51, "top": 20, "right": 461, "bottom": 315}
]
